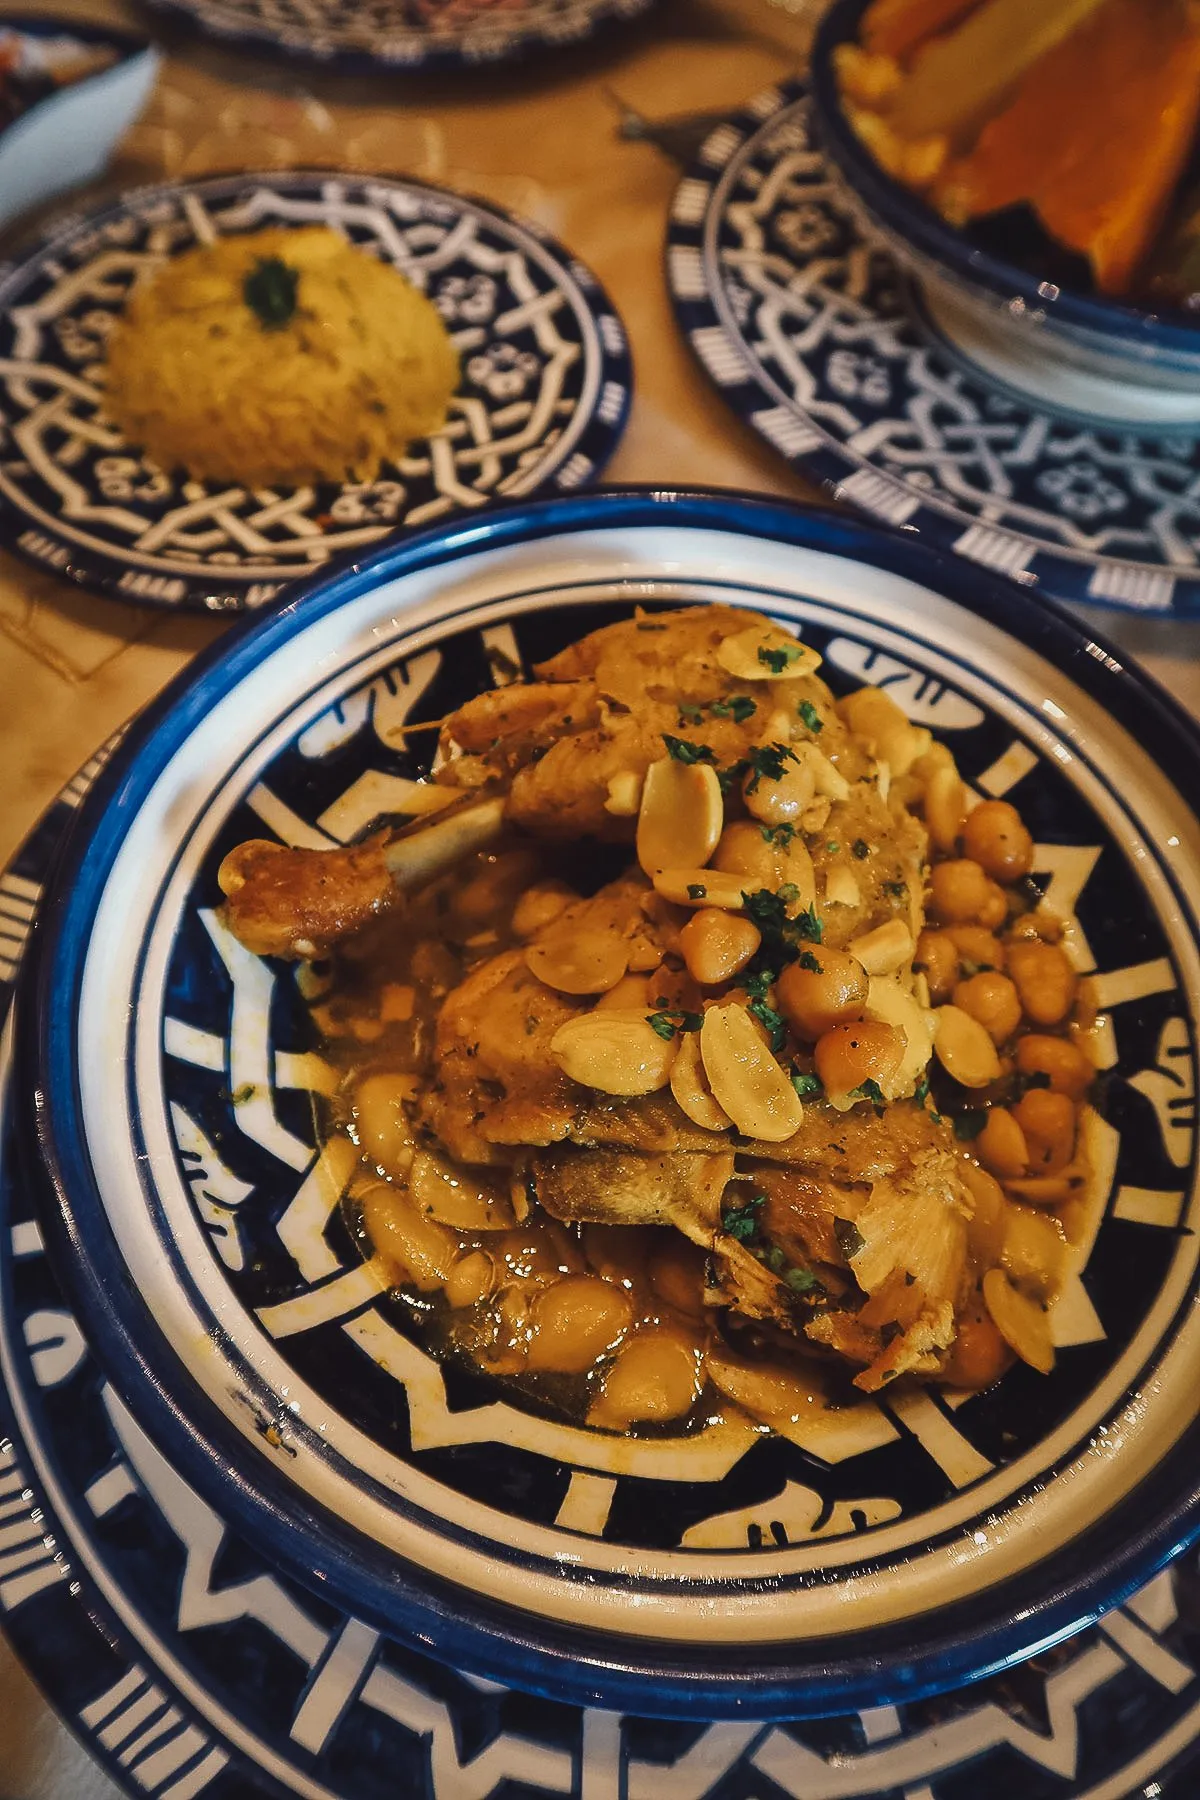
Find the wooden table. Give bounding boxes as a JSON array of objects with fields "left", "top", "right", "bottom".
[{"left": 1, "top": 2, "right": 1199, "bottom": 1791}]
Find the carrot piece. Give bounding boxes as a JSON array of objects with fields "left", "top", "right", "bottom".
[
  {"left": 887, "top": 0, "right": 1109, "bottom": 144},
  {"left": 943, "top": 0, "right": 1200, "bottom": 296},
  {"left": 862, "top": 0, "right": 983, "bottom": 64}
]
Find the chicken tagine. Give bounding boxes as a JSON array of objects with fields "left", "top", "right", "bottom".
[{"left": 219, "top": 604, "right": 1096, "bottom": 1443}]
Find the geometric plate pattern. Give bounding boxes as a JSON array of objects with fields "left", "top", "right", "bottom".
[
  {"left": 0, "top": 171, "right": 631, "bottom": 613},
  {"left": 667, "top": 83, "right": 1200, "bottom": 617}
]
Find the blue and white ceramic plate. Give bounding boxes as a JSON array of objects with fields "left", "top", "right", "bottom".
[
  {"left": 141, "top": 0, "right": 654, "bottom": 73},
  {"left": 666, "top": 83, "right": 1200, "bottom": 618},
  {"left": 0, "top": 170, "right": 631, "bottom": 613},
  {"left": 21, "top": 489, "right": 1200, "bottom": 1717},
  {"left": 8, "top": 738, "right": 1200, "bottom": 1797}
]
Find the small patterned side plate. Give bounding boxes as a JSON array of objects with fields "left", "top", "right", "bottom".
[
  {"left": 2, "top": 745, "right": 1200, "bottom": 1800},
  {"left": 666, "top": 82, "right": 1200, "bottom": 618},
  {"left": 0, "top": 170, "right": 632, "bottom": 612},
  {"left": 142, "top": 0, "right": 655, "bottom": 70}
]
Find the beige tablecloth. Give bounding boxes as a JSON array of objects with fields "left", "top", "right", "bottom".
[{"left": 2, "top": 2, "right": 1200, "bottom": 1792}]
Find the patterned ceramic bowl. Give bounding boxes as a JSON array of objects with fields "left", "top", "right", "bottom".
[
  {"left": 809, "top": 0, "right": 1200, "bottom": 421},
  {"left": 20, "top": 489, "right": 1200, "bottom": 1717}
]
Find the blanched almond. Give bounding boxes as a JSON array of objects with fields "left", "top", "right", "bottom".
[
  {"left": 716, "top": 624, "right": 822, "bottom": 682},
  {"left": 933, "top": 1004, "right": 1002, "bottom": 1088},
  {"left": 637, "top": 756, "right": 723, "bottom": 876},
  {"left": 863, "top": 975, "right": 934, "bottom": 1098},
  {"left": 526, "top": 926, "right": 629, "bottom": 995},
  {"left": 849, "top": 918, "right": 913, "bottom": 975},
  {"left": 604, "top": 770, "right": 644, "bottom": 816},
  {"left": 1001, "top": 1204, "right": 1067, "bottom": 1299},
  {"left": 700, "top": 1003, "right": 804, "bottom": 1142},
  {"left": 407, "top": 1151, "right": 516, "bottom": 1232},
  {"left": 670, "top": 1028, "right": 733, "bottom": 1131},
  {"left": 982, "top": 1268, "right": 1055, "bottom": 1375},
  {"left": 924, "top": 764, "right": 967, "bottom": 853},
  {"left": 550, "top": 1009, "right": 676, "bottom": 1095},
  {"left": 824, "top": 866, "right": 861, "bottom": 908},
  {"left": 652, "top": 868, "right": 747, "bottom": 909}
]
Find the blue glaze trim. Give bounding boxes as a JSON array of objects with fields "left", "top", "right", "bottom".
[
  {"left": 810, "top": 0, "right": 1200, "bottom": 366},
  {"left": 21, "top": 488, "right": 1200, "bottom": 1718}
]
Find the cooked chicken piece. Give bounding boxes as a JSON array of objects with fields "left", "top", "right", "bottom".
[
  {"left": 218, "top": 837, "right": 394, "bottom": 960},
  {"left": 531, "top": 1147, "right": 735, "bottom": 1245}
]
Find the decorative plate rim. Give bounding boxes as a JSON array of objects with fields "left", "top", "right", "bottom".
[
  {"left": 663, "top": 82, "right": 1200, "bottom": 619},
  {"left": 0, "top": 167, "right": 633, "bottom": 614},
  {"left": 20, "top": 486, "right": 1200, "bottom": 1717},
  {"left": 139, "top": 0, "right": 656, "bottom": 75}
]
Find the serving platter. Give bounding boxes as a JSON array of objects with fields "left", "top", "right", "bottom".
[
  {"left": 140, "top": 0, "right": 655, "bottom": 73},
  {"left": 666, "top": 82, "right": 1200, "bottom": 618},
  {"left": 20, "top": 488, "right": 1200, "bottom": 1719},
  {"left": 0, "top": 170, "right": 632, "bottom": 613},
  {"left": 6, "top": 665, "right": 1200, "bottom": 1798}
]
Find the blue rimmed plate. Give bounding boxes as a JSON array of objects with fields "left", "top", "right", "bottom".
[
  {"left": 141, "top": 0, "right": 655, "bottom": 74},
  {"left": 666, "top": 83, "right": 1200, "bottom": 618},
  {"left": 0, "top": 169, "right": 632, "bottom": 613},
  {"left": 19, "top": 488, "right": 1200, "bottom": 1718},
  {"left": 7, "top": 732, "right": 1200, "bottom": 1796}
]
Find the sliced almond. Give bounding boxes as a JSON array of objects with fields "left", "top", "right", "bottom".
[
  {"left": 863, "top": 975, "right": 934, "bottom": 1098},
  {"left": 653, "top": 868, "right": 747, "bottom": 910},
  {"left": 716, "top": 624, "right": 822, "bottom": 682},
  {"left": 637, "top": 756, "right": 723, "bottom": 875},
  {"left": 982, "top": 1267, "right": 1055, "bottom": 1375},
  {"left": 670, "top": 1028, "right": 733, "bottom": 1131},
  {"left": 924, "top": 764, "right": 967, "bottom": 853},
  {"left": 700, "top": 1003, "right": 804, "bottom": 1142},
  {"left": 1001, "top": 1204, "right": 1068, "bottom": 1299},
  {"left": 807, "top": 746, "right": 851, "bottom": 802},
  {"left": 849, "top": 918, "right": 913, "bottom": 975},
  {"left": 407, "top": 1151, "right": 517, "bottom": 1233},
  {"left": 933, "top": 1003, "right": 1002, "bottom": 1088},
  {"left": 550, "top": 1009, "right": 677, "bottom": 1096},
  {"left": 526, "top": 926, "right": 629, "bottom": 995}
]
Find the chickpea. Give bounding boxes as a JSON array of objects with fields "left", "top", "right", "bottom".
[
  {"left": 915, "top": 929, "right": 959, "bottom": 1004},
  {"left": 444, "top": 1249, "right": 497, "bottom": 1310},
  {"left": 929, "top": 859, "right": 1007, "bottom": 929},
  {"left": 976, "top": 1107, "right": 1029, "bottom": 1181},
  {"left": 679, "top": 909, "right": 762, "bottom": 986},
  {"left": 952, "top": 971, "right": 1022, "bottom": 1045},
  {"left": 777, "top": 947, "right": 869, "bottom": 1040},
  {"left": 525, "top": 1275, "right": 635, "bottom": 1374},
  {"left": 941, "top": 1302, "right": 1014, "bottom": 1390},
  {"left": 1015, "top": 1033, "right": 1093, "bottom": 1100},
  {"left": 1012, "top": 1087, "right": 1077, "bottom": 1172},
  {"left": 945, "top": 926, "right": 1006, "bottom": 971},
  {"left": 814, "top": 1019, "right": 905, "bottom": 1095},
  {"left": 588, "top": 1329, "right": 702, "bottom": 1429},
  {"left": 1007, "top": 940, "right": 1078, "bottom": 1027},
  {"left": 648, "top": 1237, "right": 710, "bottom": 1318},
  {"left": 712, "top": 820, "right": 784, "bottom": 887},
  {"left": 961, "top": 800, "right": 1034, "bottom": 883}
]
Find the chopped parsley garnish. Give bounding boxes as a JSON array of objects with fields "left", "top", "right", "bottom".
[
  {"left": 825, "top": 840, "right": 840, "bottom": 854},
  {"left": 663, "top": 734, "right": 717, "bottom": 765},
  {"left": 722, "top": 1193, "right": 766, "bottom": 1241},
  {"left": 791, "top": 1070, "right": 824, "bottom": 1099},
  {"left": 647, "top": 1009, "right": 704, "bottom": 1041},
  {"left": 852, "top": 838, "right": 870, "bottom": 860},
  {"left": 742, "top": 888, "right": 792, "bottom": 936},
  {"left": 850, "top": 1077, "right": 886, "bottom": 1109},
  {"left": 741, "top": 966, "right": 775, "bottom": 1001},
  {"left": 687, "top": 883, "right": 707, "bottom": 900},
  {"left": 244, "top": 257, "right": 299, "bottom": 329},
  {"left": 710, "top": 695, "right": 757, "bottom": 723},
  {"left": 953, "top": 1110, "right": 988, "bottom": 1141},
  {"left": 748, "top": 997, "right": 787, "bottom": 1052},
  {"left": 796, "top": 949, "right": 822, "bottom": 973},
  {"left": 883, "top": 880, "right": 908, "bottom": 900},
  {"left": 834, "top": 1217, "right": 866, "bottom": 1261},
  {"left": 760, "top": 821, "right": 796, "bottom": 848},
  {"left": 745, "top": 742, "right": 798, "bottom": 793},
  {"left": 797, "top": 699, "right": 824, "bottom": 733},
  {"left": 785, "top": 1266, "right": 821, "bottom": 1294},
  {"left": 717, "top": 758, "right": 750, "bottom": 795},
  {"left": 741, "top": 890, "right": 824, "bottom": 968},
  {"left": 677, "top": 702, "right": 704, "bottom": 726},
  {"left": 758, "top": 641, "right": 805, "bottom": 674},
  {"left": 793, "top": 903, "right": 823, "bottom": 943},
  {"left": 914, "top": 1075, "right": 930, "bottom": 1107}
]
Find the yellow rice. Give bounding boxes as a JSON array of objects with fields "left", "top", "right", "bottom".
[{"left": 103, "top": 225, "right": 460, "bottom": 488}]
